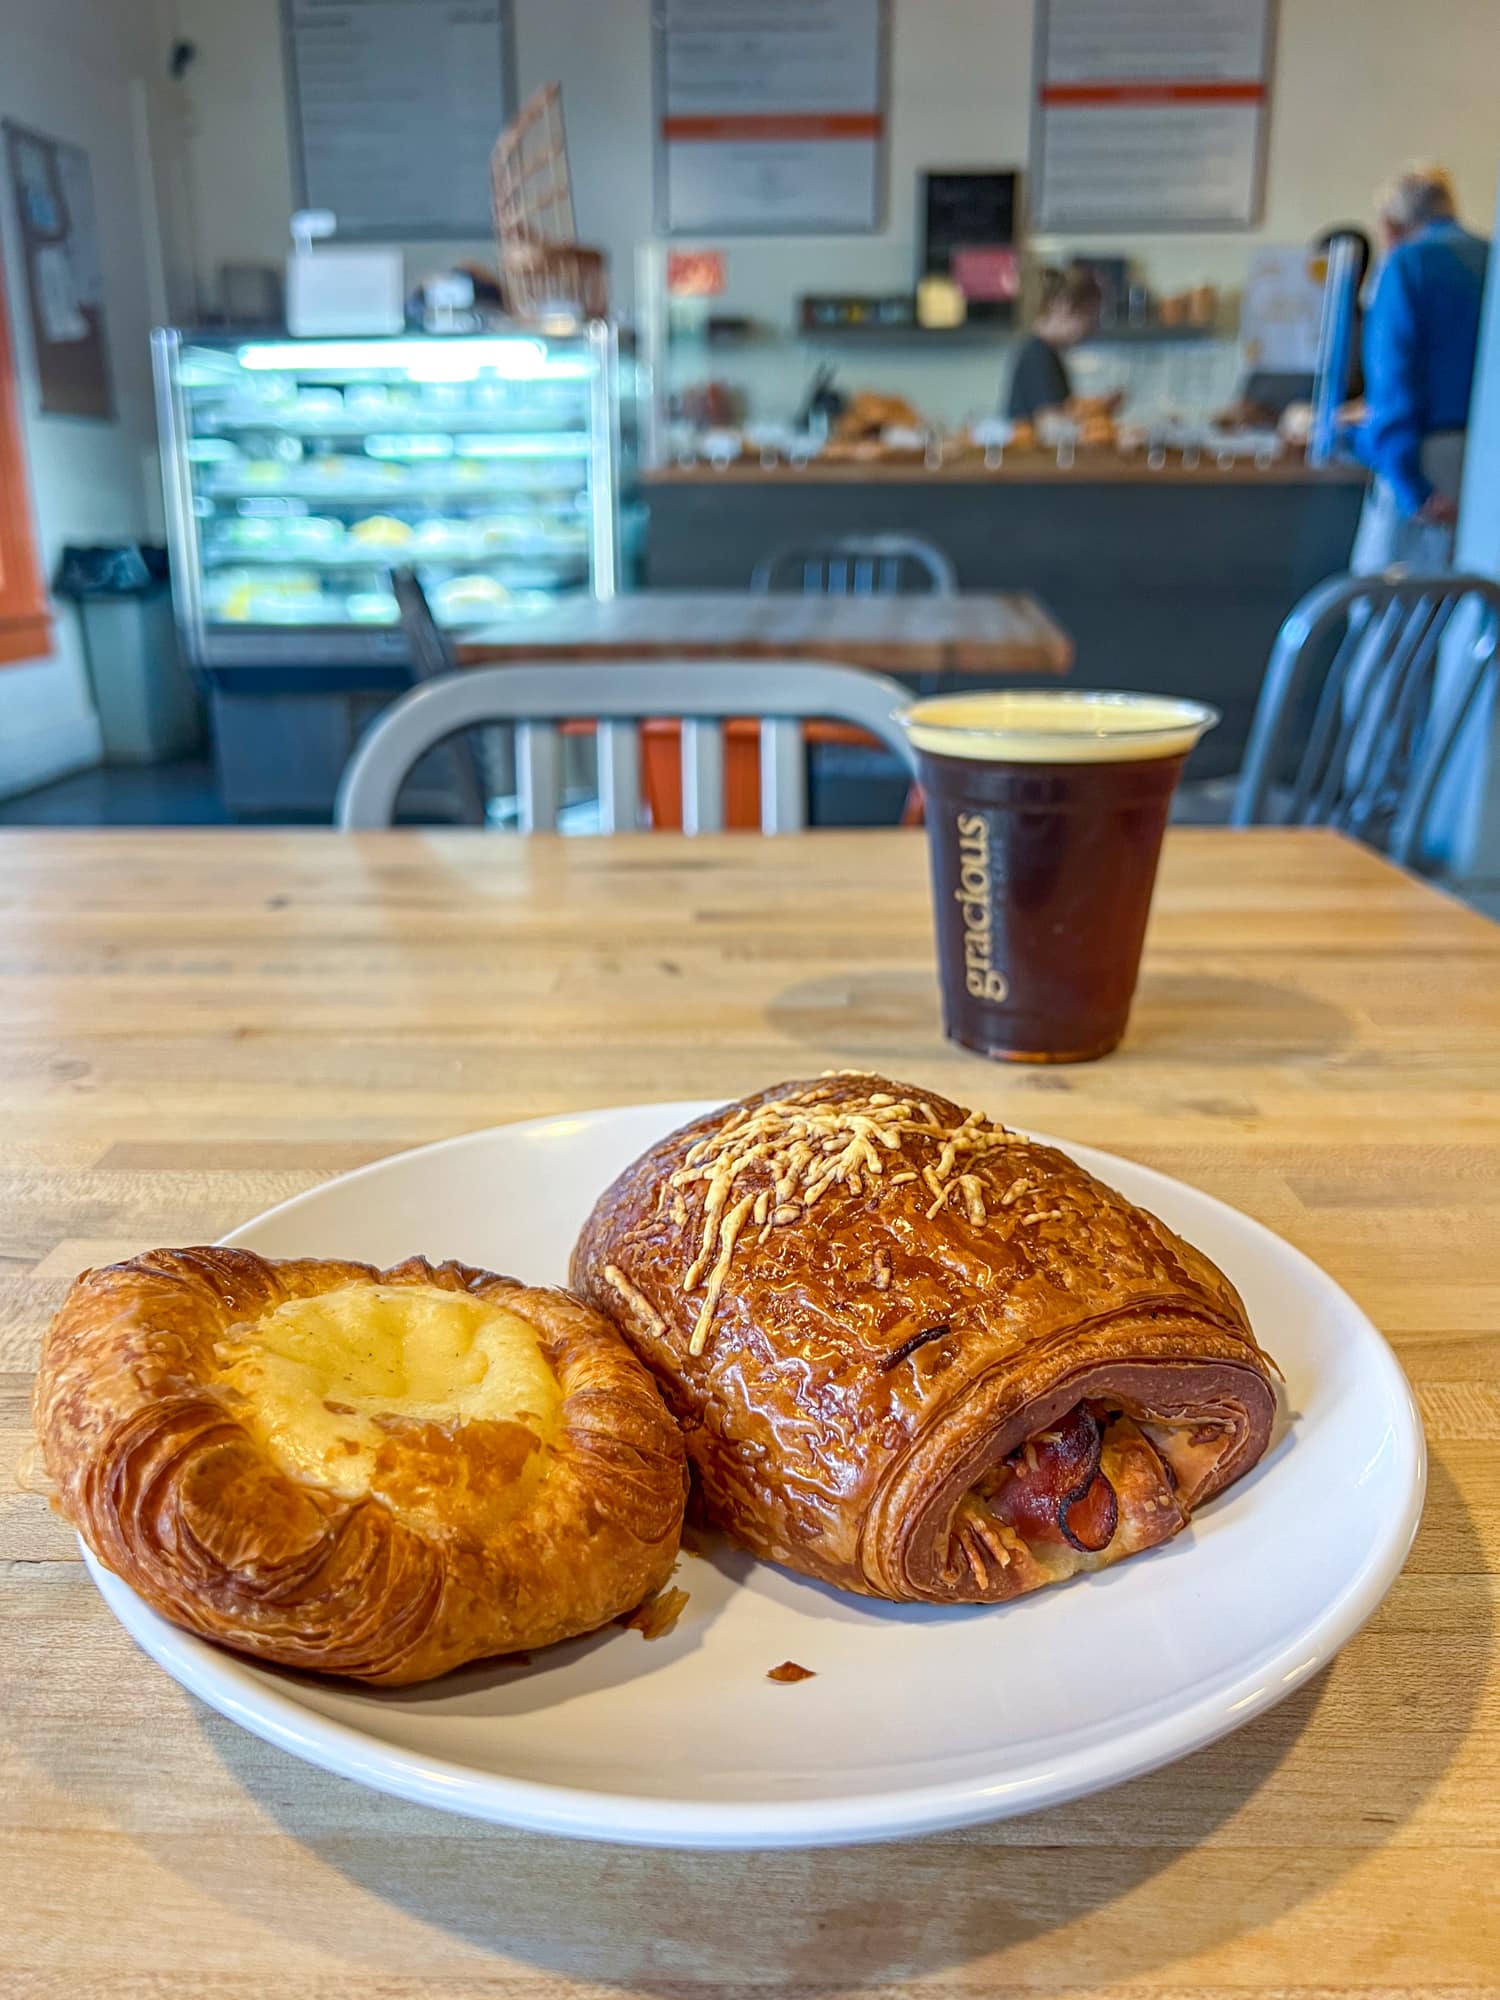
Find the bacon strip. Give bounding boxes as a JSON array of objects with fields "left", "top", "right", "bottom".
[
  {"left": 1061, "top": 1469, "right": 1119, "bottom": 1551},
  {"left": 985, "top": 1404, "right": 1121, "bottom": 1554}
]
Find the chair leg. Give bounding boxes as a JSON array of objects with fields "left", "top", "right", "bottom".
[
  {"left": 681, "top": 720, "right": 726, "bottom": 834},
  {"left": 597, "top": 719, "right": 642, "bottom": 833},
  {"left": 517, "top": 721, "right": 562, "bottom": 833},
  {"left": 758, "top": 718, "right": 806, "bottom": 833}
]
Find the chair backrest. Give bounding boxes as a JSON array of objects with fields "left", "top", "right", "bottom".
[
  {"left": 390, "top": 566, "right": 487, "bottom": 827},
  {"left": 336, "top": 659, "right": 916, "bottom": 834},
  {"left": 750, "top": 534, "right": 957, "bottom": 598},
  {"left": 392, "top": 567, "right": 457, "bottom": 682},
  {"left": 1232, "top": 568, "right": 1500, "bottom": 865}
]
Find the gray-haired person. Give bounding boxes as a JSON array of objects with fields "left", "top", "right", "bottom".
[{"left": 1345, "top": 165, "right": 1490, "bottom": 572}]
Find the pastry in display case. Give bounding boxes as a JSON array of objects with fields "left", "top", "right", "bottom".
[{"left": 153, "top": 326, "right": 638, "bottom": 667}]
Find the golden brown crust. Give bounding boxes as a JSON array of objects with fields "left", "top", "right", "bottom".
[
  {"left": 34, "top": 1248, "right": 688, "bottom": 1684},
  {"left": 570, "top": 1072, "right": 1278, "bottom": 1604}
]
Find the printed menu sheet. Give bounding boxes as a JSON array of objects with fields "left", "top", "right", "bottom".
[
  {"left": 656, "top": 0, "right": 886, "bottom": 233},
  {"left": 2, "top": 122, "right": 113, "bottom": 417},
  {"left": 283, "top": 0, "right": 512, "bottom": 237},
  {"left": 1033, "top": 0, "right": 1274, "bottom": 229}
]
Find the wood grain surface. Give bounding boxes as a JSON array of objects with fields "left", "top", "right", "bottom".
[
  {"left": 457, "top": 589, "right": 1074, "bottom": 674},
  {"left": 2, "top": 827, "right": 1497, "bottom": 2000}
]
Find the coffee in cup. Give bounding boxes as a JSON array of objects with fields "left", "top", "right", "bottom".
[{"left": 900, "top": 691, "right": 1218, "bottom": 1062}]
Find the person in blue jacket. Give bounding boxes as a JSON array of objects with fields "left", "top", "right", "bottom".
[{"left": 1348, "top": 165, "right": 1490, "bottom": 571}]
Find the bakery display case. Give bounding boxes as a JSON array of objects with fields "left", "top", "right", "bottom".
[
  {"left": 153, "top": 325, "right": 635, "bottom": 668},
  {"left": 636, "top": 242, "right": 1251, "bottom": 473}
]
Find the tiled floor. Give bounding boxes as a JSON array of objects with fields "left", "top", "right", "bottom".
[
  {"left": 1, "top": 755, "right": 1228, "bottom": 831},
  {"left": 0, "top": 758, "right": 236, "bottom": 827}
]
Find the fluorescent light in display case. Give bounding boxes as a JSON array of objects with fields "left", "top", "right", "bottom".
[{"left": 235, "top": 339, "right": 588, "bottom": 382}]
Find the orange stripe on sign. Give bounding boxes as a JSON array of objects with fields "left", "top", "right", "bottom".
[
  {"left": 1041, "top": 81, "right": 1265, "bottom": 106},
  {"left": 662, "top": 113, "right": 883, "bottom": 142}
]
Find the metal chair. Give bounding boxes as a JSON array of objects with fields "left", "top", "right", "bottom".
[
  {"left": 748, "top": 536, "right": 953, "bottom": 820},
  {"left": 1232, "top": 569, "right": 1500, "bottom": 865},
  {"left": 336, "top": 660, "right": 916, "bottom": 834},
  {"left": 750, "top": 534, "right": 958, "bottom": 597},
  {"left": 390, "top": 567, "right": 488, "bottom": 827}
]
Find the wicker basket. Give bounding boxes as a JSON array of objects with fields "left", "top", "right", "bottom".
[
  {"left": 498, "top": 237, "right": 608, "bottom": 321},
  {"left": 491, "top": 84, "right": 608, "bottom": 320}
]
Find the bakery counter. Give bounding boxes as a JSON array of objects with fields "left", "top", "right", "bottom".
[{"left": 643, "top": 457, "right": 1368, "bottom": 776}]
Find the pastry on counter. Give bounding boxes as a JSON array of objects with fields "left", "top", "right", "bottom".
[
  {"left": 433, "top": 574, "right": 510, "bottom": 618},
  {"left": 412, "top": 517, "right": 469, "bottom": 552},
  {"left": 1061, "top": 394, "right": 1120, "bottom": 450},
  {"left": 572, "top": 1071, "right": 1279, "bottom": 1607},
  {"left": 34, "top": 1249, "right": 687, "bottom": 1684},
  {"left": 832, "top": 390, "right": 924, "bottom": 442},
  {"left": 349, "top": 515, "right": 414, "bottom": 548}
]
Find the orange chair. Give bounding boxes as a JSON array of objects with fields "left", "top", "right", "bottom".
[{"left": 639, "top": 718, "right": 883, "bottom": 829}]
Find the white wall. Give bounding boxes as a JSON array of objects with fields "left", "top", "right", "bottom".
[
  {"left": 0, "top": 0, "right": 164, "bottom": 797},
  {"left": 157, "top": 0, "right": 1500, "bottom": 429},
  {"left": 168, "top": 0, "right": 1500, "bottom": 302}
]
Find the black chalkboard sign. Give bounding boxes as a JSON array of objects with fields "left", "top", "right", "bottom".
[
  {"left": 922, "top": 170, "right": 1019, "bottom": 272},
  {"left": 920, "top": 170, "right": 1020, "bottom": 323}
]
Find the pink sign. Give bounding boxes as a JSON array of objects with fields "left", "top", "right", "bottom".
[
  {"left": 666, "top": 250, "right": 726, "bottom": 297},
  {"left": 951, "top": 246, "right": 1019, "bottom": 303}
]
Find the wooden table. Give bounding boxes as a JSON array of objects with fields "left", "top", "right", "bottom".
[
  {"left": 3, "top": 827, "right": 1497, "bottom": 2000},
  {"left": 458, "top": 588, "right": 1074, "bottom": 676}
]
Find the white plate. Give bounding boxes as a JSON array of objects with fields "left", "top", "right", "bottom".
[{"left": 83, "top": 1102, "right": 1424, "bottom": 1848}]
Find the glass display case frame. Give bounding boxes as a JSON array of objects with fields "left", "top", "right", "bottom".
[{"left": 153, "top": 322, "right": 630, "bottom": 668}]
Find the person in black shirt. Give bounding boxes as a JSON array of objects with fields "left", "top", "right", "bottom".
[{"left": 1005, "top": 265, "right": 1105, "bottom": 421}]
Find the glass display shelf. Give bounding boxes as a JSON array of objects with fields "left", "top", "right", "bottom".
[
  {"left": 154, "top": 325, "right": 631, "bottom": 667},
  {"left": 197, "top": 540, "right": 590, "bottom": 566},
  {"left": 192, "top": 414, "right": 591, "bottom": 439},
  {"left": 196, "top": 470, "right": 588, "bottom": 499}
]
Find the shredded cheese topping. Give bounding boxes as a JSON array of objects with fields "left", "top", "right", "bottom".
[
  {"left": 668, "top": 1081, "right": 1028, "bottom": 1355},
  {"left": 602, "top": 1263, "right": 666, "bottom": 1337}
]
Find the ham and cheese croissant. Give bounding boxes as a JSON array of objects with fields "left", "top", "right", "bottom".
[{"left": 571, "top": 1073, "right": 1278, "bottom": 1604}]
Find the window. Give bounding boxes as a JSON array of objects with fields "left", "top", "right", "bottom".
[{"left": 0, "top": 255, "right": 48, "bottom": 665}]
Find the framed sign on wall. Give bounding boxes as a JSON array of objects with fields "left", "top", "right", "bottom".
[
  {"left": 654, "top": 0, "right": 888, "bottom": 235},
  {"left": 1032, "top": 0, "right": 1276, "bottom": 231},
  {"left": 282, "top": 0, "right": 515, "bottom": 238},
  {"left": 921, "top": 171, "right": 1021, "bottom": 321},
  {"left": 3, "top": 121, "right": 113, "bottom": 420}
]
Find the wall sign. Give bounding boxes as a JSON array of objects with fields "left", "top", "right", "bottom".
[
  {"left": 282, "top": 0, "right": 514, "bottom": 239},
  {"left": 654, "top": 0, "right": 888, "bottom": 235},
  {"left": 2, "top": 123, "right": 113, "bottom": 419},
  {"left": 666, "top": 249, "right": 727, "bottom": 296},
  {"left": 1033, "top": 0, "right": 1275, "bottom": 231},
  {"left": 1240, "top": 245, "right": 1324, "bottom": 372},
  {"left": 922, "top": 170, "right": 1020, "bottom": 320}
]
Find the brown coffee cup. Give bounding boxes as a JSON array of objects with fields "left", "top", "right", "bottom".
[{"left": 900, "top": 691, "right": 1219, "bottom": 1062}]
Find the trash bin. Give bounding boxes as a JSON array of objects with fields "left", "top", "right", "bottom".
[{"left": 54, "top": 544, "right": 201, "bottom": 764}]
